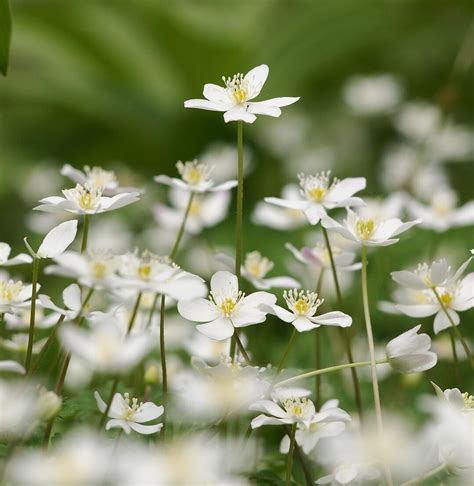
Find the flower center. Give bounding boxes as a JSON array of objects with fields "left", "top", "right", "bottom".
[
  {"left": 283, "top": 397, "right": 312, "bottom": 418},
  {"left": 284, "top": 289, "right": 322, "bottom": 316},
  {"left": 415, "top": 263, "right": 433, "bottom": 287},
  {"left": 220, "top": 297, "right": 237, "bottom": 317},
  {"left": 122, "top": 393, "right": 142, "bottom": 420},
  {"left": 0, "top": 280, "right": 24, "bottom": 303},
  {"left": 439, "top": 291, "right": 453, "bottom": 307},
  {"left": 244, "top": 251, "right": 274, "bottom": 279},
  {"left": 63, "top": 183, "right": 102, "bottom": 210},
  {"left": 84, "top": 166, "right": 117, "bottom": 189},
  {"left": 223, "top": 73, "right": 250, "bottom": 104},
  {"left": 355, "top": 218, "right": 375, "bottom": 240},
  {"left": 176, "top": 160, "right": 212, "bottom": 186},
  {"left": 298, "top": 171, "right": 336, "bottom": 203},
  {"left": 91, "top": 261, "right": 107, "bottom": 279},
  {"left": 462, "top": 392, "right": 474, "bottom": 410},
  {"left": 211, "top": 291, "right": 245, "bottom": 318},
  {"left": 138, "top": 264, "right": 152, "bottom": 280},
  {"left": 430, "top": 191, "right": 457, "bottom": 217}
]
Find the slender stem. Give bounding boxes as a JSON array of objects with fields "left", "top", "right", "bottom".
[
  {"left": 159, "top": 294, "right": 168, "bottom": 436},
  {"left": 314, "top": 269, "right": 324, "bottom": 406},
  {"left": 24, "top": 257, "right": 40, "bottom": 373},
  {"left": 361, "top": 245, "right": 392, "bottom": 486},
  {"left": 81, "top": 214, "right": 90, "bottom": 254},
  {"left": 401, "top": 462, "right": 447, "bottom": 486},
  {"left": 235, "top": 120, "right": 244, "bottom": 278},
  {"left": 146, "top": 293, "right": 159, "bottom": 330},
  {"left": 233, "top": 326, "right": 251, "bottom": 365},
  {"left": 126, "top": 292, "right": 143, "bottom": 334},
  {"left": 285, "top": 423, "right": 297, "bottom": 486},
  {"left": 169, "top": 192, "right": 195, "bottom": 261},
  {"left": 431, "top": 287, "right": 473, "bottom": 366},
  {"left": 276, "top": 328, "right": 297, "bottom": 374},
  {"left": 321, "top": 227, "right": 363, "bottom": 419},
  {"left": 449, "top": 328, "right": 462, "bottom": 388},
  {"left": 276, "top": 359, "right": 383, "bottom": 387}
]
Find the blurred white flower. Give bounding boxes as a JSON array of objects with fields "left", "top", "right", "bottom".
[
  {"left": 323, "top": 208, "right": 420, "bottom": 247},
  {"left": 265, "top": 172, "right": 366, "bottom": 225},
  {"left": 264, "top": 289, "right": 352, "bottom": 332},
  {"left": 343, "top": 74, "right": 402, "bottom": 115},
  {"left": 355, "top": 193, "right": 406, "bottom": 221},
  {"left": 5, "top": 303, "right": 59, "bottom": 330},
  {"left": 184, "top": 331, "right": 232, "bottom": 364},
  {"left": 155, "top": 160, "right": 237, "bottom": 193},
  {"left": 185, "top": 64, "right": 299, "bottom": 123},
  {"left": 178, "top": 270, "right": 276, "bottom": 340},
  {"left": 1, "top": 333, "right": 46, "bottom": 354},
  {"left": 385, "top": 325, "right": 437, "bottom": 373},
  {"left": 0, "top": 278, "right": 33, "bottom": 313},
  {"left": 39, "top": 283, "right": 83, "bottom": 321},
  {"left": 395, "top": 102, "right": 442, "bottom": 141},
  {"left": 250, "top": 396, "right": 316, "bottom": 428},
  {"left": 199, "top": 142, "right": 253, "bottom": 182},
  {"left": 0, "top": 242, "right": 32, "bottom": 267},
  {"left": 0, "top": 360, "right": 25, "bottom": 374},
  {"left": 95, "top": 391, "right": 163, "bottom": 434}
]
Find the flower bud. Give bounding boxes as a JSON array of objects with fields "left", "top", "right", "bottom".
[
  {"left": 37, "top": 390, "right": 62, "bottom": 421},
  {"left": 145, "top": 364, "right": 160, "bottom": 385}
]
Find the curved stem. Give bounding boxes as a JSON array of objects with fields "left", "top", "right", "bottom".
[
  {"left": 431, "top": 287, "right": 473, "bottom": 366},
  {"left": 159, "top": 294, "right": 168, "bottom": 436},
  {"left": 285, "top": 423, "right": 297, "bottom": 486},
  {"left": 361, "top": 245, "right": 392, "bottom": 486},
  {"left": 322, "top": 227, "right": 363, "bottom": 419},
  {"left": 169, "top": 192, "right": 195, "bottom": 261},
  {"left": 276, "top": 328, "right": 297, "bottom": 374},
  {"left": 24, "top": 256, "right": 40, "bottom": 373},
  {"left": 401, "top": 462, "right": 447, "bottom": 486}
]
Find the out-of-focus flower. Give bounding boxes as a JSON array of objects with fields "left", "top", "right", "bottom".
[
  {"left": 184, "top": 332, "right": 232, "bottom": 364},
  {"left": 407, "top": 190, "right": 474, "bottom": 232},
  {"left": 252, "top": 184, "right": 308, "bottom": 230},
  {"left": 316, "top": 463, "right": 380, "bottom": 485},
  {"left": 0, "top": 243, "right": 32, "bottom": 267},
  {"left": 323, "top": 208, "right": 420, "bottom": 247},
  {"left": 265, "top": 172, "right": 366, "bottom": 225},
  {"left": 95, "top": 391, "right": 163, "bottom": 434},
  {"left": 0, "top": 278, "right": 33, "bottom": 313},
  {"left": 264, "top": 289, "right": 352, "bottom": 332},
  {"left": 177, "top": 270, "right": 276, "bottom": 340},
  {"left": 184, "top": 64, "right": 299, "bottom": 123},
  {"left": 355, "top": 193, "right": 406, "bottom": 221},
  {"left": 5, "top": 304, "right": 59, "bottom": 330},
  {"left": 250, "top": 396, "right": 316, "bottom": 428},
  {"left": 154, "top": 187, "right": 231, "bottom": 235},
  {"left": 343, "top": 74, "right": 402, "bottom": 115},
  {"left": 0, "top": 360, "right": 25, "bottom": 374},
  {"left": 155, "top": 160, "right": 237, "bottom": 193},
  {"left": 385, "top": 325, "right": 437, "bottom": 373},
  {"left": 39, "top": 283, "right": 83, "bottom": 321},
  {"left": 34, "top": 183, "right": 140, "bottom": 215},
  {"left": 395, "top": 102, "right": 442, "bottom": 141},
  {"left": 37, "top": 389, "right": 62, "bottom": 421},
  {"left": 0, "top": 333, "right": 46, "bottom": 354}
]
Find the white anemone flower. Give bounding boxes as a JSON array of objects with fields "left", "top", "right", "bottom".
[
  {"left": 154, "top": 160, "right": 237, "bottom": 193},
  {"left": 5, "top": 304, "right": 59, "bottom": 330},
  {"left": 177, "top": 270, "right": 276, "bottom": 341},
  {"left": 280, "top": 399, "right": 351, "bottom": 455},
  {"left": 1, "top": 333, "right": 47, "bottom": 354},
  {"left": 385, "top": 325, "right": 437, "bottom": 373},
  {"left": 38, "top": 283, "right": 83, "bottom": 321},
  {"left": 252, "top": 184, "right": 308, "bottom": 230},
  {"left": 0, "top": 243, "right": 32, "bottom": 267},
  {"left": 184, "top": 64, "right": 299, "bottom": 123},
  {"left": 265, "top": 172, "right": 366, "bottom": 225},
  {"left": 264, "top": 289, "right": 352, "bottom": 332},
  {"left": 34, "top": 182, "right": 140, "bottom": 215},
  {"left": 406, "top": 190, "right": 474, "bottom": 232},
  {"left": 0, "top": 278, "right": 33, "bottom": 313},
  {"left": 322, "top": 208, "right": 420, "bottom": 247},
  {"left": 95, "top": 391, "right": 163, "bottom": 434},
  {"left": 154, "top": 188, "right": 231, "bottom": 235}
]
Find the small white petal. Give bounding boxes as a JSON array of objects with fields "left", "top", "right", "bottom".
[{"left": 37, "top": 220, "right": 78, "bottom": 258}]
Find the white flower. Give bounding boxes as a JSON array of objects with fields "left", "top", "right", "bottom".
[
  {"left": 0, "top": 278, "right": 33, "bottom": 313},
  {"left": 385, "top": 325, "right": 437, "bottom": 373},
  {"left": 0, "top": 243, "right": 32, "bottom": 267},
  {"left": 95, "top": 391, "right": 163, "bottom": 434},
  {"left": 395, "top": 101, "right": 441, "bottom": 141},
  {"left": 5, "top": 303, "right": 59, "bottom": 330},
  {"left": 265, "top": 172, "right": 366, "bottom": 225},
  {"left": 154, "top": 187, "right": 231, "bottom": 235},
  {"left": 0, "top": 360, "right": 25, "bottom": 374},
  {"left": 60, "top": 319, "right": 153, "bottom": 374},
  {"left": 34, "top": 182, "right": 140, "bottom": 215},
  {"left": 322, "top": 208, "right": 420, "bottom": 247},
  {"left": 343, "top": 74, "right": 402, "bottom": 115},
  {"left": 35, "top": 220, "right": 78, "bottom": 259},
  {"left": 406, "top": 190, "right": 474, "bottom": 232},
  {"left": 177, "top": 270, "right": 276, "bottom": 341},
  {"left": 355, "top": 193, "right": 406, "bottom": 221},
  {"left": 279, "top": 399, "right": 351, "bottom": 455},
  {"left": 1, "top": 333, "right": 46, "bottom": 354},
  {"left": 252, "top": 184, "right": 307, "bottom": 230},
  {"left": 38, "top": 283, "right": 83, "bottom": 321},
  {"left": 264, "top": 289, "right": 352, "bottom": 332},
  {"left": 184, "top": 64, "right": 299, "bottom": 123},
  {"left": 316, "top": 463, "right": 380, "bottom": 485},
  {"left": 154, "top": 160, "right": 237, "bottom": 193},
  {"left": 436, "top": 386, "right": 474, "bottom": 414},
  {"left": 250, "top": 396, "right": 316, "bottom": 429}
]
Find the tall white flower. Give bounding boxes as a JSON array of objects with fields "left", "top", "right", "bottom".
[
  {"left": 95, "top": 391, "right": 163, "bottom": 434},
  {"left": 322, "top": 208, "right": 420, "bottom": 246},
  {"left": 385, "top": 325, "right": 437, "bottom": 373},
  {"left": 263, "top": 289, "right": 352, "bottom": 332},
  {"left": 155, "top": 160, "right": 237, "bottom": 193},
  {"left": 265, "top": 171, "right": 366, "bottom": 225},
  {"left": 177, "top": 270, "right": 276, "bottom": 340},
  {"left": 184, "top": 64, "right": 299, "bottom": 123},
  {"left": 0, "top": 243, "right": 32, "bottom": 267}
]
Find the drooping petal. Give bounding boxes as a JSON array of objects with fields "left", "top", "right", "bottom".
[
  {"left": 177, "top": 298, "right": 218, "bottom": 323},
  {"left": 105, "top": 419, "right": 131, "bottom": 434},
  {"left": 390, "top": 271, "right": 426, "bottom": 290},
  {"left": 251, "top": 414, "right": 291, "bottom": 428},
  {"left": 223, "top": 105, "right": 257, "bottom": 124},
  {"left": 244, "top": 64, "right": 269, "bottom": 99},
  {"left": 196, "top": 317, "right": 234, "bottom": 341},
  {"left": 293, "top": 316, "right": 318, "bottom": 332},
  {"left": 133, "top": 403, "right": 164, "bottom": 423},
  {"left": 128, "top": 422, "right": 163, "bottom": 435},
  {"left": 264, "top": 304, "right": 295, "bottom": 323},
  {"left": 433, "top": 309, "right": 460, "bottom": 334}
]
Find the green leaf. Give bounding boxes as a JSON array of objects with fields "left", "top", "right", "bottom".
[{"left": 0, "top": 0, "right": 12, "bottom": 75}]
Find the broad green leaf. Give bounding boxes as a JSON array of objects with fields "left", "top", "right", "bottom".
[{"left": 0, "top": 0, "right": 12, "bottom": 75}]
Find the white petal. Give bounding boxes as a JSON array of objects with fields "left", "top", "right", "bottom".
[
  {"left": 325, "top": 177, "right": 366, "bottom": 203},
  {"left": 304, "top": 204, "right": 326, "bottom": 225},
  {"left": 60, "top": 164, "right": 86, "bottom": 184},
  {"left": 94, "top": 391, "right": 107, "bottom": 413},
  {"left": 244, "top": 64, "right": 269, "bottom": 99},
  {"left": 63, "top": 284, "right": 82, "bottom": 312},
  {"left": 264, "top": 197, "right": 309, "bottom": 210},
  {"left": 431, "top": 259, "right": 449, "bottom": 286},
  {"left": 396, "top": 303, "right": 439, "bottom": 318},
  {"left": 37, "top": 220, "right": 78, "bottom": 258},
  {"left": 312, "top": 311, "right": 352, "bottom": 327},
  {"left": 153, "top": 175, "right": 186, "bottom": 191},
  {"left": 184, "top": 98, "right": 230, "bottom": 112},
  {"left": 211, "top": 271, "right": 238, "bottom": 297},
  {"left": 100, "top": 192, "right": 140, "bottom": 212},
  {"left": 265, "top": 304, "right": 295, "bottom": 323},
  {"left": 389, "top": 352, "right": 437, "bottom": 373},
  {"left": 203, "top": 83, "right": 233, "bottom": 104},
  {"left": 133, "top": 403, "right": 164, "bottom": 423},
  {"left": 128, "top": 421, "right": 163, "bottom": 435},
  {"left": 249, "top": 399, "right": 287, "bottom": 418},
  {"left": 196, "top": 317, "right": 235, "bottom": 341},
  {"left": 232, "top": 306, "right": 266, "bottom": 327},
  {"left": 178, "top": 298, "right": 218, "bottom": 323},
  {"left": 391, "top": 271, "right": 426, "bottom": 290},
  {"left": 0, "top": 360, "right": 25, "bottom": 374},
  {"left": 105, "top": 419, "right": 131, "bottom": 434},
  {"left": 433, "top": 309, "right": 460, "bottom": 334},
  {"left": 223, "top": 105, "right": 256, "bottom": 124},
  {"left": 293, "top": 316, "right": 318, "bottom": 332},
  {"left": 247, "top": 103, "right": 281, "bottom": 117},
  {"left": 263, "top": 276, "right": 301, "bottom": 289}
]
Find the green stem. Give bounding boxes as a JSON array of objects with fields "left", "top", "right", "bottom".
[
  {"left": 314, "top": 269, "right": 324, "bottom": 406},
  {"left": 159, "top": 294, "right": 168, "bottom": 436},
  {"left": 169, "top": 192, "right": 195, "bottom": 261},
  {"left": 24, "top": 256, "right": 40, "bottom": 374},
  {"left": 361, "top": 245, "right": 392, "bottom": 486},
  {"left": 276, "top": 328, "right": 297, "bottom": 374},
  {"left": 81, "top": 214, "right": 90, "bottom": 254},
  {"left": 431, "top": 287, "right": 473, "bottom": 366},
  {"left": 449, "top": 328, "right": 462, "bottom": 388},
  {"left": 322, "top": 226, "right": 363, "bottom": 420},
  {"left": 285, "top": 423, "right": 297, "bottom": 486},
  {"left": 126, "top": 292, "right": 143, "bottom": 334},
  {"left": 232, "top": 326, "right": 251, "bottom": 365},
  {"left": 401, "top": 462, "right": 447, "bottom": 486},
  {"left": 146, "top": 293, "right": 159, "bottom": 330}
]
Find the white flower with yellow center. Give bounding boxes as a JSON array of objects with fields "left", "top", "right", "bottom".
[
  {"left": 0, "top": 279, "right": 33, "bottom": 313},
  {"left": 322, "top": 208, "right": 420, "bottom": 246},
  {"left": 154, "top": 160, "right": 237, "bottom": 193},
  {"left": 34, "top": 182, "right": 140, "bottom": 215},
  {"left": 438, "top": 387, "right": 474, "bottom": 414},
  {"left": 177, "top": 270, "right": 276, "bottom": 341},
  {"left": 184, "top": 64, "right": 299, "bottom": 124},
  {"left": 95, "top": 391, "right": 163, "bottom": 434},
  {"left": 265, "top": 172, "right": 366, "bottom": 225},
  {"left": 0, "top": 243, "right": 32, "bottom": 267},
  {"left": 263, "top": 289, "right": 352, "bottom": 332}
]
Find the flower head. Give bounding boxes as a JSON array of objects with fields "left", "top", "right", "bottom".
[{"left": 0, "top": 243, "right": 32, "bottom": 267}]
